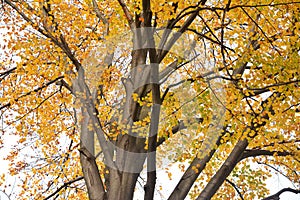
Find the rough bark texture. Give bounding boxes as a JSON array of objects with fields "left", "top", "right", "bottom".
[{"left": 80, "top": 149, "right": 106, "bottom": 200}]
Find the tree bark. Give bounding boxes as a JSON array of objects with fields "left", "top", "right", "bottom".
[
  {"left": 80, "top": 148, "right": 106, "bottom": 200},
  {"left": 168, "top": 132, "right": 223, "bottom": 200},
  {"left": 196, "top": 139, "right": 248, "bottom": 200}
]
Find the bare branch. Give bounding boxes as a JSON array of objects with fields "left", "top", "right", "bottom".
[
  {"left": 225, "top": 179, "right": 244, "bottom": 200},
  {"left": 0, "top": 67, "right": 16, "bottom": 79},
  {"left": 44, "top": 176, "right": 84, "bottom": 200},
  {"left": 156, "top": 120, "right": 187, "bottom": 147},
  {"left": 158, "top": 7, "right": 201, "bottom": 62},
  {"left": 56, "top": 79, "right": 73, "bottom": 94},
  {"left": 4, "top": 0, "right": 52, "bottom": 39},
  {"left": 262, "top": 187, "right": 300, "bottom": 200},
  {"left": 8, "top": 90, "right": 59, "bottom": 126},
  {"left": 240, "top": 149, "right": 291, "bottom": 161},
  {"left": 186, "top": 28, "right": 235, "bottom": 52},
  {"left": 240, "top": 7, "right": 280, "bottom": 55},
  {"left": 247, "top": 80, "right": 300, "bottom": 93},
  {"left": 228, "top": 2, "right": 300, "bottom": 10}
]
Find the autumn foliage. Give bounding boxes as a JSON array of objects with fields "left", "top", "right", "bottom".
[{"left": 0, "top": 0, "right": 299, "bottom": 199}]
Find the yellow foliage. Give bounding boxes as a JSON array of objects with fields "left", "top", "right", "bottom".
[{"left": 0, "top": 0, "right": 299, "bottom": 199}]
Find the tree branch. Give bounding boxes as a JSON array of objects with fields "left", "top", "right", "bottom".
[
  {"left": 92, "top": 0, "right": 108, "bottom": 25},
  {"left": 228, "top": 2, "right": 300, "bottom": 11},
  {"left": 158, "top": 7, "right": 201, "bottom": 62},
  {"left": 92, "top": 0, "right": 109, "bottom": 35},
  {"left": 0, "top": 76, "right": 64, "bottom": 111},
  {"left": 196, "top": 91, "right": 280, "bottom": 199},
  {"left": 225, "top": 179, "right": 244, "bottom": 200},
  {"left": 144, "top": 5, "right": 160, "bottom": 197},
  {"left": 262, "top": 188, "right": 300, "bottom": 200},
  {"left": 247, "top": 80, "right": 300, "bottom": 93},
  {"left": 196, "top": 138, "right": 249, "bottom": 200},
  {"left": 168, "top": 128, "right": 224, "bottom": 200},
  {"left": 117, "top": 0, "right": 134, "bottom": 29},
  {"left": 156, "top": 120, "right": 187, "bottom": 147},
  {"left": 44, "top": 176, "right": 84, "bottom": 200},
  {"left": 241, "top": 7, "right": 280, "bottom": 55},
  {"left": 240, "top": 149, "right": 291, "bottom": 161},
  {"left": 0, "top": 67, "right": 16, "bottom": 80}
]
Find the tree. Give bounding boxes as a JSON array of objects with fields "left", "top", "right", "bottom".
[{"left": 0, "top": 0, "right": 299, "bottom": 199}]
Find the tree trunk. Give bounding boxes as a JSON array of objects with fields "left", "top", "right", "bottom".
[{"left": 107, "top": 135, "right": 147, "bottom": 200}]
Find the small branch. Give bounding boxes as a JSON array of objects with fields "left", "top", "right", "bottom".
[
  {"left": 225, "top": 179, "right": 244, "bottom": 200},
  {"left": 5, "top": 90, "right": 59, "bottom": 128},
  {"left": 186, "top": 28, "right": 235, "bottom": 52},
  {"left": 4, "top": 0, "right": 84, "bottom": 73},
  {"left": 92, "top": 0, "right": 108, "bottom": 24},
  {"left": 197, "top": 14, "right": 222, "bottom": 49},
  {"left": 254, "top": 139, "right": 300, "bottom": 149},
  {"left": 156, "top": 120, "right": 186, "bottom": 147},
  {"left": 0, "top": 76, "right": 64, "bottom": 111},
  {"left": 247, "top": 80, "right": 300, "bottom": 92},
  {"left": 158, "top": 7, "right": 201, "bottom": 62},
  {"left": 56, "top": 79, "right": 73, "bottom": 94},
  {"left": 92, "top": 0, "right": 109, "bottom": 35},
  {"left": 257, "top": 162, "right": 291, "bottom": 181},
  {"left": 241, "top": 7, "right": 280, "bottom": 55},
  {"left": 59, "top": 35, "right": 82, "bottom": 71},
  {"left": 228, "top": 2, "right": 300, "bottom": 11},
  {"left": 161, "top": 70, "right": 215, "bottom": 102},
  {"left": 0, "top": 189, "right": 12, "bottom": 200},
  {"left": 283, "top": 103, "right": 300, "bottom": 113},
  {"left": 0, "top": 67, "right": 16, "bottom": 78},
  {"left": 44, "top": 176, "right": 84, "bottom": 200},
  {"left": 4, "top": 0, "right": 52, "bottom": 39},
  {"left": 262, "top": 188, "right": 300, "bottom": 200},
  {"left": 117, "top": 0, "right": 134, "bottom": 28}
]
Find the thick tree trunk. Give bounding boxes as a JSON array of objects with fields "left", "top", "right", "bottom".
[
  {"left": 80, "top": 151, "right": 106, "bottom": 200},
  {"left": 107, "top": 135, "right": 147, "bottom": 200}
]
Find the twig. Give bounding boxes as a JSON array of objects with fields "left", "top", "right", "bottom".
[
  {"left": 225, "top": 179, "right": 244, "bottom": 200},
  {"left": 44, "top": 176, "right": 84, "bottom": 200}
]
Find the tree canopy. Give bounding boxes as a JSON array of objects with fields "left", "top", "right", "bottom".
[{"left": 0, "top": 0, "right": 299, "bottom": 199}]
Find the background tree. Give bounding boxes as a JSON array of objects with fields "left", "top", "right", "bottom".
[{"left": 0, "top": 0, "right": 299, "bottom": 199}]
